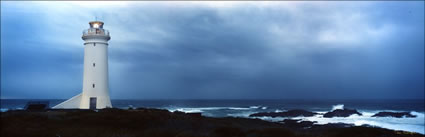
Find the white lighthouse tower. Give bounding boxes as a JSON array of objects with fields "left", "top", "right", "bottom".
[{"left": 53, "top": 21, "right": 112, "bottom": 109}]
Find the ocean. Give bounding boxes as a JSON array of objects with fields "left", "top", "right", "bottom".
[{"left": 1, "top": 99, "right": 424, "bottom": 134}]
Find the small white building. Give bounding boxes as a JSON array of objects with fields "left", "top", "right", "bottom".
[{"left": 53, "top": 21, "right": 112, "bottom": 109}]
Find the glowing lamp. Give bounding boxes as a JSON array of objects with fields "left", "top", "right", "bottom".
[
  {"left": 89, "top": 21, "right": 104, "bottom": 29},
  {"left": 93, "top": 23, "right": 100, "bottom": 28}
]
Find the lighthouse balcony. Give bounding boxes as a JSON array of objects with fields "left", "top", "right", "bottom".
[{"left": 83, "top": 28, "right": 110, "bottom": 36}]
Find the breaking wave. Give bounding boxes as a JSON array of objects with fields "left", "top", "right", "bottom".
[
  {"left": 221, "top": 104, "right": 424, "bottom": 134},
  {"left": 246, "top": 104, "right": 424, "bottom": 134},
  {"left": 301, "top": 110, "right": 424, "bottom": 134},
  {"left": 166, "top": 106, "right": 266, "bottom": 113},
  {"left": 331, "top": 104, "right": 344, "bottom": 111}
]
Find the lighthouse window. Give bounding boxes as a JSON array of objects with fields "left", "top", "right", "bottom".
[
  {"left": 93, "top": 84, "right": 95, "bottom": 88},
  {"left": 94, "top": 43, "right": 96, "bottom": 47},
  {"left": 93, "top": 63, "right": 95, "bottom": 67}
]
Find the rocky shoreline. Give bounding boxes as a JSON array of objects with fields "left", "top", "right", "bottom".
[
  {"left": 1, "top": 108, "right": 423, "bottom": 137},
  {"left": 249, "top": 108, "right": 417, "bottom": 118}
]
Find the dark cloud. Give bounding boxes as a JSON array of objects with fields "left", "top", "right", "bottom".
[{"left": 1, "top": 1, "right": 424, "bottom": 99}]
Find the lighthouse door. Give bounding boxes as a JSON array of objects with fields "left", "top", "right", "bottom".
[{"left": 89, "top": 97, "right": 97, "bottom": 109}]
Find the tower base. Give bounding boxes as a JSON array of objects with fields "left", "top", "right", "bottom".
[
  {"left": 53, "top": 93, "right": 82, "bottom": 109},
  {"left": 53, "top": 93, "right": 112, "bottom": 109}
]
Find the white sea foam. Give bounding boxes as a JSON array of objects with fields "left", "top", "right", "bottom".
[
  {"left": 247, "top": 106, "right": 267, "bottom": 110},
  {"left": 256, "top": 116, "right": 285, "bottom": 122},
  {"left": 229, "top": 107, "right": 252, "bottom": 110},
  {"left": 227, "top": 111, "right": 257, "bottom": 117},
  {"left": 168, "top": 107, "right": 224, "bottom": 113},
  {"left": 299, "top": 110, "right": 425, "bottom": 134},
  {"left": 250, "top": 106, "right": 260, "bottom": 109},
  {"left": 274, "top": 109, "right": 284, "bottom": 113},
  {"left": 174, "top": 108, "right": 204, "bottom": 113},
  {"left": 167, "top": 106, "right": 256, "bottom": 113},
  {"left": 331, "top": 104, "right": 344, "bottom": 111},
  {"left": 1, "top": 108, "right": 9, "bottom": 112},
  {"left": 315, "top": 111, "right": 328, "bottom": 114},
  {"left": 0, "top": 108, "right": 23, "bottom": 112}
]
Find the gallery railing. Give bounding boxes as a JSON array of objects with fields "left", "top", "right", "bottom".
[{"left": 83, "top": 28, "right": 110, "bottom": 36}]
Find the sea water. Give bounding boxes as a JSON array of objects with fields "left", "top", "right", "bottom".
[{"left": 1, "top": 99, "right": 424, "bottom": 134}]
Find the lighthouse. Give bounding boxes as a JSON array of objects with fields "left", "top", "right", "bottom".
[{"left": 53, "top": 21, "right": 112, "bottom": 109}]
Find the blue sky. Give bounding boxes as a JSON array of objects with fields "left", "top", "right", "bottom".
[{"left": 1, "top": 1, "right": 424, "bottom": 99}]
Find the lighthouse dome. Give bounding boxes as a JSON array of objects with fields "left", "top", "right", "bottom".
[{"left": 89, "top": 21, "right": 104, "bottom": 28}]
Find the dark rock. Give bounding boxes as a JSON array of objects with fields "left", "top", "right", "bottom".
[
  {"left": 187, "top": 112, "right": 202, "bottom": 117},
  {"left": 172, "top": 111, "right": 202, "bottom": 118},
  {"left": 249, "top": 109, "right": 317, "bottom": 117},
  {"left": 281, "top": 119, "right": 317, "bottom": 128},
  {"left": 247, "top": 128, "right": 295, "bottom": 137},
  {"left": 25, "top": 101, "right": 49, "bottom": 111},
  {"left": 323, "top": 109, "right": 362, "bottom": 118},
  {"left": 173, "top": 110, "right": 186, "bottom": 115},
  {"left": 299, "top": 121, "right": 317, "bottom": 127},
  {"left": 372, "top": 111, "right": 416, "bottom": 118},
  {"left": 213, "top": 127, "right": 246, "bottom": 137},
  {"left": 282, "top": 119, "right": 302, "bottom": 124}
]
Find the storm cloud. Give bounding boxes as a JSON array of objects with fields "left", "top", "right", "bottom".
[{"left": 1, "top": 1, "right": 424, "bottom": 99}]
